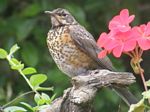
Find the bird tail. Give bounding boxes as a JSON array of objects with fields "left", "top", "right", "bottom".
[{"left": 111, "top": 86, "right": 138, "bottom": 106}]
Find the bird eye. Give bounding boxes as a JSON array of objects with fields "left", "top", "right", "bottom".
[
  {"left": 57, "top": 13, "right": 67, "bottom": 17},
  {"left": 62, "top": 13, "right": 67, "bottom": 16}
]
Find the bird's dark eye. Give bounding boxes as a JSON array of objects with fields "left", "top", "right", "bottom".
[
  {"left": 62, "top": 13, "right": 67, "bottom": 16},
  {"left": 57, "top": 13, "right": 67, "bottom": 17}
]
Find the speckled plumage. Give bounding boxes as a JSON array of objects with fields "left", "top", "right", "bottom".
[
  {"left": 47, "top": 25, "right": 99, "bottom": 77},
  {"left": 45, "top": 8, "right": 138, "bottom": 105}
]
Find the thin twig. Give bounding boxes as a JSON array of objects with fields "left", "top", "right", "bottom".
[{"left": 2, "top": 91, "right": 34, "bottom": 109}]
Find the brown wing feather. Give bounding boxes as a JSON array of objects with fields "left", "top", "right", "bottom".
[
  {"left": 69, "top": 25, "right": 138, "bottom": 105},
  {"left": 69, "top": 24, "right": 115, "bottom": 71}
]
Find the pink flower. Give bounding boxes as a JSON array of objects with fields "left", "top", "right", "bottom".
[
  {"left": 112, "top": 31, "right": 137, "bottom": 57},
  {"left": 109, "top": 9, "right": 135, "bottom": 33},
  {"left": 132, "top": 22, "right": 150, "bottom": 50},
  {"left": 97, "top": 9, "right": 137, "bottom": 58},
  {"left": 97, "top": 31, "right": 137, "bottom": 58}
]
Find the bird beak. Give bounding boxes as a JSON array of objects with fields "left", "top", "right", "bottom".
[{"left": 44, "top": 11, "right": 55, "bottom": 16}]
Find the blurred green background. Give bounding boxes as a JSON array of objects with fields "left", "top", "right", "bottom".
[{"left": 0, "top": 0, "right": 150, "bottom": 111}]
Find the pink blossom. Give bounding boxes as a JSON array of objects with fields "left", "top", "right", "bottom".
[
  {"left": 97, "top": 9, "right": 137, "bottom": 58},
  {"left": 109, "top": 9, "right": 135, "bottom": 33},
  {"left": 97, "top": 31, "right": 137, "bottom": 57},
  {"left": 132, "top": 22, "right": 150, "bottom": 50}
]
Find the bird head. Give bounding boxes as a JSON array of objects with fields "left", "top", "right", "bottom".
[{"left": 45, "top": 8, "right": 78, "bottom": 27}]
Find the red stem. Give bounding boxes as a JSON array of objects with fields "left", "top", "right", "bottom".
[
  {"left": 140, "top": 70, "right": 148, "bottom": 91},
  {"left": 124, "top": 52, "right": 134, "bottom": 58}
]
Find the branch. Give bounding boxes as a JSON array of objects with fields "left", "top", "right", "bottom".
[{"left": 39, "top": 69, "right": 136, "bottom": 112}]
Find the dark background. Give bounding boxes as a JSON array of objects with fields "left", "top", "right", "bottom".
[{"left": 0, "top": 0, "right": 150, "bottom": 111}]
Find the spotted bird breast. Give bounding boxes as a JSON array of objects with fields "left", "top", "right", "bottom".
[{"left": 47, "top": 26, "right": 98, "bottom": 77}]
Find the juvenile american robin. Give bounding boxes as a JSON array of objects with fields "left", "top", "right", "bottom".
[{"left": 45, "top": 8, "right": 138, "bottom": 105}]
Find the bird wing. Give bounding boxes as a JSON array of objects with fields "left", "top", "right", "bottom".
[
  {"left": 69, "top": 25, "right": 138, "bottom": 106},
  {"left": 69, "top": 24, "right": 114, "bottom": 71}
]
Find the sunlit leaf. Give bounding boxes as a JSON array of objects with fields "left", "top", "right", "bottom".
[
  {"left": 34, "top": 93, "right": 41, "bottom": 104},
  {"left": 41, "top": 93, "right": 50, "bottom": 103},
  {"left": 4, "top": 106, "right": 27, "bottom": 112},
  {"left": 34, "top": 93, "right": 45, "bottom": 105},
  {"left": 38, "top": 99, "right": 45, "bottom": 105},
  {"left": 49, "top": 94, "right": 56, "bottom": 103},
  {"left": 36, "top": 86, "right": 53, "bottom": 91},
  {"left": 20, "top": 102, "right": 33, "bottom": 111},
  {"left": 10, "top": 44, "right": 20, "bottom": 55},
  {"left": 22, "top": 67, "right": 37, "bottom": 75},
  {"left": 146, "top": 80, "right": 150, "bottom": 87},
  {"left": 11, "top": 63, "right": 24, "bottom": 70},
  {"left": 10, "top": 58, "right": 20, "bottom": 65},
  {"left": 128, "top": 99, "right": 145, "bottom": 112},
  {"left": 0, "top": 48, "right": 8, "bottom": 59},
  {"left": 30, "top": 74, "right": 47, "bottom": 88},
  {"left": 142, "top": 90, "right": 150, "bottom": 99}
]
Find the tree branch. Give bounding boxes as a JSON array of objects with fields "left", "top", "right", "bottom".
[{"left": 40, "top": 69, "right": 136, "bottom": 112}]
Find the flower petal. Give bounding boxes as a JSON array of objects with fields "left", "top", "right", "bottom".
[
  {"left": 112, "top": 44, "right": 123, "bottom": 57},
  {"left": 128, "top": 15, "right": 135, "bottom": 23},
  {"left": 120, "top": 9, "right": 129, "bottom": 23},
  {"left": 138, "top": 38, "right": 150, "bottom": 50},
  {"left": 98, "top": 50, "right": 107, "bottom": 58},
  {"left": 123, "top": 40, "right": 136, "bottom": 51},
  {"left": 97, "top": 32, "right": 109, "bottom": 47},
  {"left": 145, "top": 22, "right": 150, "bottom": 36},
  {"left": 104, "top": 39, "right": 118, "bottom": 50}
]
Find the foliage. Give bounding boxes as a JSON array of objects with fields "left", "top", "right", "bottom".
[
  {"left": 0, "top": 0, "right": 150, "bottom": 112},
  {"left": 0, "top": 44, "right": 54, "bottom": 112}
]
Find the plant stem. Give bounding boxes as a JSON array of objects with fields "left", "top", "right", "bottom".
[
  {"left": 19, "top": 70, "right": 37, "bottom": 93},
  {"left": 124, "top": 52, "right": 134, "bottom": 58},
  {"left": 2, "top": 91, "right": 34, "bottom": 108},
  {"left": 6, "top": 55, "right": 38, "bottom": 94},
  {"left": 140, "top": 70, "right": 148, "bottom": 91}
]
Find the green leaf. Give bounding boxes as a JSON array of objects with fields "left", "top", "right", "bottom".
[
  {"left": 34, "top": 93, "right": 41, "bottom": 104},
  {"left": 146, "top": 80, "right": 150, "bottom": 87},
  {"left": 38, "top": 99, "right": 45, "bottom": 105},
  {"left": 128, "top": 99, "right": 145, "bottom": 112},
  {"left": 30, "top": 74, "right": 47, "bottom": 88},
  {"left": 10, "top": 44, "right": 20, "bottom": 55},
  {"left": 10, "top": 58, "right": 20, "bottom": 65},
  {"left": 11, "top": 63, "right": 24, "bottom": 70},
  {"left": 41, "top": 93, "right": 50, "bottom": 103},
  {"left": 20, "top": 102, "right": 33, "bottom": 111},
  {"left": 0, "top": 48, "right": 8, "bottom": 59},
  {"left": 34, "top": 93, "right": 45, "bottom": 105},
  {"left": 142, "top": 90, "right": 150, "bottom": 99},
  {"left": 50, "top": 94, "right": 56, "bottom": 103},
  {"left": 4, "top": 106, "right": 27, "bottom": 112},
  {"left": 22, "top": 67, "right": 37, "bottom": 75},
  {"left": 36, "top": 86, "right": 53, "bottom": 91}
]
